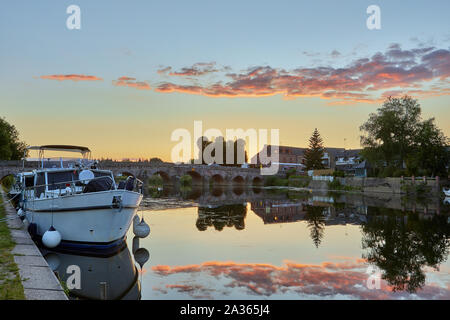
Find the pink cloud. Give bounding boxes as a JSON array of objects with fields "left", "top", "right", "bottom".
[
  {"left": 154, "top": 45, "right": 450, "bottom": 103},
  {"left": 40, "top": 74, "right": 103, "bottom": 81},
  {"left": 112, "top": 76, "right": 151, "bottom": 90},
  {"left": 165, "top": 62, "right": 218, "bottom": 77}
]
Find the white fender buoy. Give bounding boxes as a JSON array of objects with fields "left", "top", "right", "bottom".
[
  {"left": 42, "top": 226, "right": 61, "bottom": 248},
  {"left": 45, "top": 253, "right": 60, "bottom": 271},
  {"left": 134, "top": 248, "right": 150, "bottom": 269},
  {"left": 23, "top": 218, "right": 30, "bottom": 230},
  {"left": 134, "top": 217, "right": 150, "bottom": 238},
  {"left": 17, "top": 208, "right": 25, "bottom": 217}
]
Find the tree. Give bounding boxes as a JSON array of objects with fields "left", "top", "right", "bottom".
[
  {"left": 360, "top": 96, "right": 421, "bottom": 168},
  {"left": 360, "top": 96, "right": 448, "bottom": 176},
  {"left": 221, "top": 138, "right": 248, "bottom": 167},
  {"left": 197, "top": 136, "right": 248, "bottom": 166},
  {"left": 0, "top": 117, "right": 27, "bottom": 160},
  {"left": 409, "top": 118, "right": 449, "bottom": 177},
  {"left": 304, "top": 128, "right": 325, "bottom": 170},
  {"left": 149, "top": 157, "right": 163, "bottom": 164},
  {"left": 196, "top": 136, "right": 212, "bottom": 165}
]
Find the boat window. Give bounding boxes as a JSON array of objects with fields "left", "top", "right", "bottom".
[
  {"left": 24, "top": 176, "right": 34, "bottom": 188},
  {"left": 47, "top": 171, "right": 78, "bottom": 190},
  {"left": 35, "top": 173, "right": 46, "bottom": 197}
]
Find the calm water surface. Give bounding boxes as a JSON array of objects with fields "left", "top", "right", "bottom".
[{"left": 45, "top": 187, "right": 450, "bottom": 300}]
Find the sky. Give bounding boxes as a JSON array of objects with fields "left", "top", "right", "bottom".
[{"left": 1, "top": 0, "right": 449, "bottom": 160}]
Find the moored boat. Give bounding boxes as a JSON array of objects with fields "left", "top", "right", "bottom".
[{"left": 18, "top": 145, "right": 143, "bottom": 251}]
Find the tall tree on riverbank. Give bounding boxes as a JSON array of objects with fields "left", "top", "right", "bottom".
[
  {"left": 360, "top": 96, "right": 420, "bottom": 168},
  {"left": 304, "top": 128, "right": 325, "bottom": 170},
  {"left": 0, "top": 117, "right": 27, "bottom": 160},
  {"left": 360, "top": 96, "right": 449, "bottom": 176}
]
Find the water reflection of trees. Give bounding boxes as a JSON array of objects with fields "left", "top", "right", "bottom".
[
  {"left": 305, "top": 205, "right": 327, "bottom": 248},
  {"left": 361, "top": 207, "right": 449, "bottom": 293},
  {"left": 196, "top": 204, "right": 247, "bottom": 231},
  {"left": 180, "top": 186, "right": 202, "bottom": 200}
]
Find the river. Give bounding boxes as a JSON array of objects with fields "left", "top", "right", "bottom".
[{"left": 43, "top": 186, "right": 450, "bottom": 300}]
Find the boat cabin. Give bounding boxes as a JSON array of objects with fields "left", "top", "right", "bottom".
[
  {"left": 22, "top": 145, "right": 117, "bottom": 199},
  {"left": 30, "top": 168, "right": 116, "bottom": 199}
]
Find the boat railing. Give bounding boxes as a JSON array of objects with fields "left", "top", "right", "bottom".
[{"left": 21, "top": 175, "right": 144, "bottom": 200}]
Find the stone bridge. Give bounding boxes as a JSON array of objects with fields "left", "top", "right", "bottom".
[
  {"left": 0, "top": 160, "right": 265, "bottom": 186},
  {"left": 157, "top": 184, "right": 269, "bottom": 207}
]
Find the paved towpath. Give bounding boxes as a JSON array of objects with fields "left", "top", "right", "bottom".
[{"left": 1, "top": 189, "right": 67, "bottom": 300}]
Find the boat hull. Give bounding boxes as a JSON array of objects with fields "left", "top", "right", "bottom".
[{"left": 24, "top": 190, "right": 142, "bottom": 244}]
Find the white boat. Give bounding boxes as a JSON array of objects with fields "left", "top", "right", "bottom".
[{"left": 19, "top": 145, "right": 143, "bottom": 250}]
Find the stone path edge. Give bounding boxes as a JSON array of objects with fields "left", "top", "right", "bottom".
[{"left": 1, "top": 189, "right": 68, "bottom": 300}]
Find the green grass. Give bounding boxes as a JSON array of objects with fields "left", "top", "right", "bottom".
[
  {"left": 0, "top": 193, "right": 25, "bottom": 300},
  {"left": 264, "top": 176, "right": 288, "bottom": 186},
  {"left": 287, "top": 175, "right": 311, "bottom": 188},
  {"left": 327, "top": 179, "right": 361, "bottom": 192}
]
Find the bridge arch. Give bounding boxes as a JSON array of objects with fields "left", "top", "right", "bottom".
[
  {"left": 119, "top": 171, "right": 135, "bottom": 177},
  {"left": 185, "top": 170, "right": 203, "bottom": 185},
  {"left": 231, "top": 175, "right": 245, "bottom": 185},
  {"left": 252, "top": 176, "right": 263, "bottom": 186},
  {"left": 210, "top": 174, "right": 225, "bottom": 185},
  {"left": 0, "top": 170, "right": 16, "bottom": 181},
  {"left": 153, "top": 171, "right": 171, "bottom": 184}
]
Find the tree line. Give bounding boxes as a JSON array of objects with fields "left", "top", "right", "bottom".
[
  {"left": 195, "top": 136, "right": 248, "bottom": 166},
  {"left": 303, "top": 96, "right": 449, "bottom": 177},
  {"left": 360, "top": 96, "right": 449, "bottom": 177},
  {"left": 0, "top": 117, "right": 27, "bottom": 160}
]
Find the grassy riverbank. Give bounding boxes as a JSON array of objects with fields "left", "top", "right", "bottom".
[{"left": 0, "top": 193, "right": 25, "bottom": 299}]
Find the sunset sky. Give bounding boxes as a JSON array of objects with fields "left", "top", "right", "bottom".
[{"left": 1, "top": 0, "right": 449, "bottom": 160}]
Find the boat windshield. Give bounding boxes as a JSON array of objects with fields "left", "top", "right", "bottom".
[
  {"left": 45, "top": 170, "right": 114, "bottom": 191},
  {"left": 41, "top": 158, "right": 93, "bottom": 169},
  {"left": 47, "top": 171, "right": 79, "bottom": 190}
]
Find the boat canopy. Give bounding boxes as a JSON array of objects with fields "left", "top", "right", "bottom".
[
  {"left": 24, "top": 145, "right": 93, "bottom": 168},
  {"left": 27, "top": 145, "right": 91, "bottom": 159},
  {"left": 27, "top": 145, "right": 91, "bottom": 154}
]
